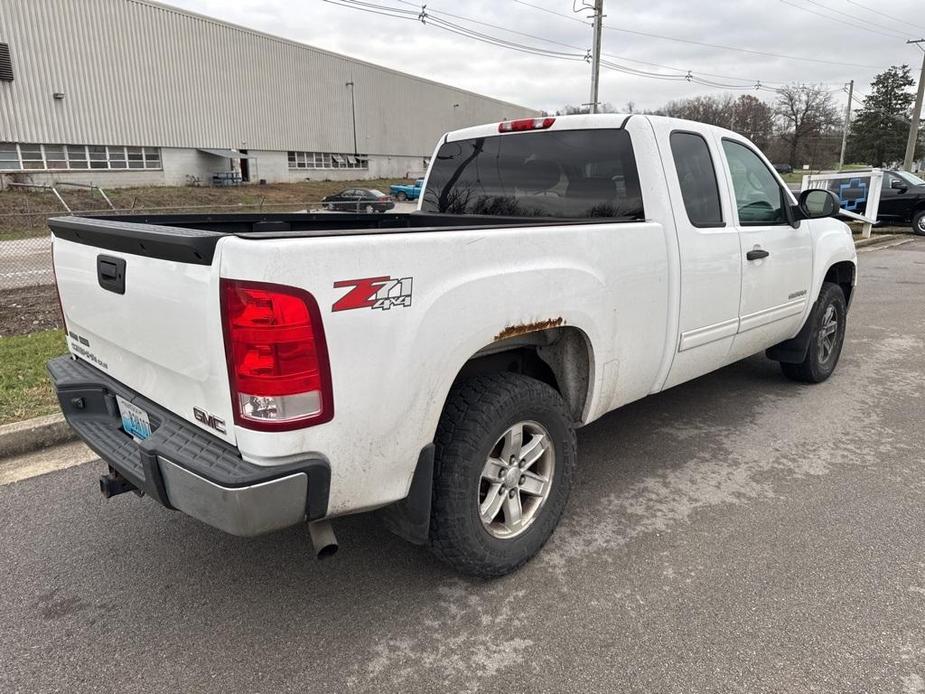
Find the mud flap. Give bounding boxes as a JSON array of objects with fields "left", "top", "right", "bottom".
[
  {"left": 376, "top": 444, "right": 434, "bottom": 545},
  {"left": 766, "top": 292, "right": 825, "bottom": 364}
]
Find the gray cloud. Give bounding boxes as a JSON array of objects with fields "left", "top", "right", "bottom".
[{"left": 165, "top": 0, "right": 923, "bottom": 112}]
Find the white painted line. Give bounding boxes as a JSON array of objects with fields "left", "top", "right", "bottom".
[{"left": 0, "top": 441, "right": 98, "bottom": 486}]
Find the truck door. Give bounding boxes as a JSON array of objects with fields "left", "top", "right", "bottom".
[
  {"left": 717, "top": 137, "right": 813, "bottom": 359},
  {"left": 878, "top": 171, "right": 915, "bottom": 224},
  {"left": 655, "top": 122, "right": 743, "bottom": 389}
]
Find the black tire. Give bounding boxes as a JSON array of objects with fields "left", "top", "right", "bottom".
[
  {"left": 429, "top": 373, "right": 576, "bottom": 578},
  {"left": 396, "top": 191, "right": 408, "bottom": 201},
  {"left": 913, "top": 210, "right": 925, "bottom": 236},
  {"left": 780, "top": 281, "right": 847, "bottom": 383}
]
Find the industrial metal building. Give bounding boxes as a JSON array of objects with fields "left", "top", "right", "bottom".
[{"left": 0, "top": 0, "right": 537, "bottom": 187}]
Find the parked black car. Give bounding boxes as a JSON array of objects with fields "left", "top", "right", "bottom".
[
  {"left": 773, "top": 163, "right": 793, "bottom": 175},
  {"left": 879, "top": 170, "right": 925, "bottom": 235},
  {"left": 321, "top": 188, "right": 395, "bottom": 213}
]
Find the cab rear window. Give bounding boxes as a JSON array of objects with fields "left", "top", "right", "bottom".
[{"left": 420, "top": 128, "right": 644, "bottom": 220}]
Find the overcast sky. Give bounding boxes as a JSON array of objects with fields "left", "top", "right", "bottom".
[{"left": 165, "top": 0, "right": 923, "bottom": 113}]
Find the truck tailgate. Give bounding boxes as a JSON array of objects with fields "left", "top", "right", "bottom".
[{"left": 51, "top": 227, "right": 235, "bottom": 445}]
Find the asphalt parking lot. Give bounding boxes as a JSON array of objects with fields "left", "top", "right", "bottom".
[{"left": 1, "top": 239, "right": 924, "bottom": 694}]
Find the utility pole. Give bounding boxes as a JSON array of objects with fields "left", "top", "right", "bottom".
[
  {"left": 903, "top": 40, "right": 925, "bottom": 172},
  {"left": 345, "top": 81, "right": 358, "bottom": 157},
  {"left": 838, "top": 79, "right": 854, "bottom": 170},
  {"left": 588, "top": 0, "right": 604, "bottom": 114}
]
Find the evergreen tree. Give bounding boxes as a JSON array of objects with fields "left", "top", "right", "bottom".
[{"left": 846, "top": 66, "right": 920, "bottom": 166}]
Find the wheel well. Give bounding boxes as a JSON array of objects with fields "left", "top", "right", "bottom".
[
  {"left": 824, "top": 261, "right": 855, "bottom": 305},
  {"left": 452, "top": 326, "right": 592, "bottom": 423}
]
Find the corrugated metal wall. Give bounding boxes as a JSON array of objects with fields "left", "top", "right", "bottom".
[{"left": 0, "top": 0, "right": 537, "bottom": 155}]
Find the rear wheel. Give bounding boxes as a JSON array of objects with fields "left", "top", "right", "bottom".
[
  {"left": 913, "top": 210, "right": 925, "bottom": 236},
  {"left": 429, "top": 373, "right": 576, "bottom": 577},
  {"left": 780, "top": 282, "right": 847, "bottom": 383}
]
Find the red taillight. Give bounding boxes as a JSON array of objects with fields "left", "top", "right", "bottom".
[
  {"left": 498, "top": 117, "right": 556, "bottom": 133},
  {"left": 220, "top": 279, "right": 333, "bottom": 431}
]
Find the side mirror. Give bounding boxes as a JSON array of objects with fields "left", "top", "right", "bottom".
[
  {"left": 797, "top": 189, "right": 840, "bottom": 220},
  {"left": 890, "top": 179, "right": 908, "bottom": 192}
]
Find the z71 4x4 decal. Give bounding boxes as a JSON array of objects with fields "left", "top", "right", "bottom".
[{"left": 332, "top": 276, "right": 413, "bottom": 312}]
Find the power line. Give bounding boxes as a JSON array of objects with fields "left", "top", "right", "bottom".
[
  {"left": 801, "top": 0, "right": 917, "bottom": 39},
  {"left": 401, "top": 0, "right": 879, "bottom": 86},
  {"left": 510, "top": 0, "right": 891, "bottom": 69},
  {"left": 323, "top": 0, "right": 587, "bottom": 60},
  {"left": 336, "top": 0, "right": 773, "bottom": 86},
  {"left": 779, "top": 0, "right": 912, "bottom": 40},
  {"left": 325, "top": 0, "right": 841, "bottom": 101},
  {"left": 502, "top": 0, "right": 793, "bottom": 86},
  {"left": 844, "top": 0, "right": 925, "bottom": 34}
]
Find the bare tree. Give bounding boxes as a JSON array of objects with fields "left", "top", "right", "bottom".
[
  {"left": 731, "top": 94, "right": 774, "bottom": 148},
  {"left": 774, "top": 84, "right": 840, "bottom": 167},
  {"left": 656, "top": 94, "right": 735, "bottom": 127},
  {"left": 556, "top": 102, "right": 619, "bottom": 115},
  {"left": 649, "top": 93, "right": 773, "bottom": 146}
]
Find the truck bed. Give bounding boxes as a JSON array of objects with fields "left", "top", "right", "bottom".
[{"left": 48, "top": 212, "right": 638, "bottom": 265}]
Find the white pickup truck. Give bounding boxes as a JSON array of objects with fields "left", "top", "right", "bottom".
[{"left": 48, "top": 114, "right": 856, "bottom": 576}]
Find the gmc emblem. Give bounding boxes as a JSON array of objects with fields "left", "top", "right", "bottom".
[{"left": 193, "top": 407, "right": 226, "bottom": 434}]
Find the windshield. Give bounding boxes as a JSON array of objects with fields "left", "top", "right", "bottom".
[
  {"left": 897, "top": 171, "right": 925, "bottom": 186},
  {"left": 420, "top": 128, "right": 644, "bottom": 220}
]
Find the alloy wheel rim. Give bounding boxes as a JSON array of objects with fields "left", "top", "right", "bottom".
[
  {"left": 478, "top": 421, "right": 555, "bottom": 539},
  {"left": 817, "top": 304, "right": 838, "bottom": 363},
  {"left": 918, "top": 216, "right": 925, "bottom": 233}
]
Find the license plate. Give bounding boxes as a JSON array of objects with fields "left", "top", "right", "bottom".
[{"left": 116, "top": 394, "right": 151, "bottom": 441}]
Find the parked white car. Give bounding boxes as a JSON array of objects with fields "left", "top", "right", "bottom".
[{"left": 48, "top": 114, "right": 856, "bottom": 576}]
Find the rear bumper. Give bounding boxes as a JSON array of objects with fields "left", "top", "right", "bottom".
[{"left": 47, "top": 355, "right": 330, "bottom": 536}]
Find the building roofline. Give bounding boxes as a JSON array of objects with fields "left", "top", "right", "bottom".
[{"left": 126, "top": 0, "right": 537, "bottom": 114}]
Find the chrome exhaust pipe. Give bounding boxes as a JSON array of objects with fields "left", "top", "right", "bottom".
[{"left": 308, "top": 520, "right": 338, "bottom": 559}]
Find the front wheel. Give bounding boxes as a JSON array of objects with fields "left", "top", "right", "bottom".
[
  {"left": 396, "top": 191, "right": 408, "bottom": 201},
  {"left": 913, "top": 210, "right": 925, "bottom": 236},
  {"left": 429, "top": 373, "right": 576, "bottom": 577},
  {"left": 780, "top": 281, "right": 847, "bottom": 383}
]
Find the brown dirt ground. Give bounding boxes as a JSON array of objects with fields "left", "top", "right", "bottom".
[{"left": 0, "top": 285, "right": 64, "bottom": 337}]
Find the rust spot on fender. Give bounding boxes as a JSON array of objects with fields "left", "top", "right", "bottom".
[{"left": 494, "top": 317, "right": 564, "bottom": 342}]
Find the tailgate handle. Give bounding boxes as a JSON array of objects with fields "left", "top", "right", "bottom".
[{"left": 97, "top": 255, "right": 126, "bottom": 294}]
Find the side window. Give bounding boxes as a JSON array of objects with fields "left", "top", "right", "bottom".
[
  {"left": 670, "top": 132, "right": 723, "bottom": 227},
  {"left": 721, "top": 139, "right": 787, "bottom": 225}
]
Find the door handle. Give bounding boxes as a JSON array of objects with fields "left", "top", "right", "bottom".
[
  {"left": 97, "top": 255, "right": 126, "bottom": 294},
  {"left": 746, "top": 249, "right": 770, "bottom": 261}
]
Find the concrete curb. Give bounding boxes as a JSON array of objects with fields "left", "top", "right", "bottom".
[
  {"left": 0, "top": 414, "right": 77, "bottom": 460},
  {"left": 854, "top": 233, "right": 908, "bottom": 248}
]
